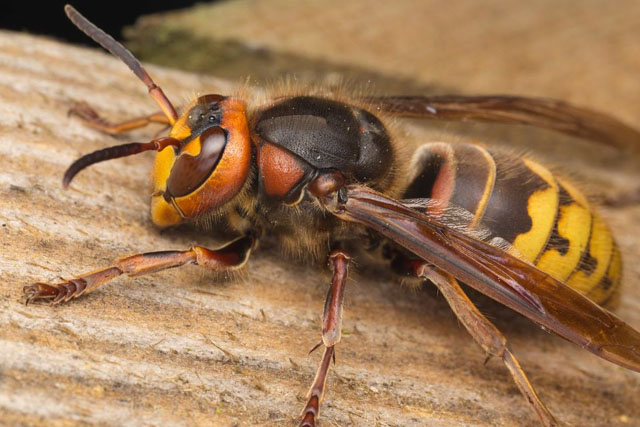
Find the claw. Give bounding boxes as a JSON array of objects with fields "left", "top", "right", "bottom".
[
  {"left": 68, "top": 101, "right": 100, "bottom": 120},
  {"left": 23, "top": 282, "right": 62, "bottom": 305},
  {"left": 308, "top": 341, "right": 323, "bottom": 355},
  {"left": 23, "top": 278, "right": 88, "bottom": 306}
]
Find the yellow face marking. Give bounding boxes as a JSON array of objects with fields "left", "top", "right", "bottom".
[
  {"left": 181, "top": 137, "right": 202, "bottom": 157},
  {"left": 535, "top": 180, "right": 592, "bottom": 281},
  {"left": 168, "top": 100, "right": 196, "bottom": 141},
  {"left": 151, "top": 196, "right": 183, "bottom": 227},
  {"left": 567, "top": 213, "right": 614, "bottom": 295},
  {"left": 152, "top": 145, "right": 177, "bottom": 193},
  {"left": 149, "top": 131, "right": 205, "bottom": 227},
  {"left": 511, "top": 159, "right": 559, "bottom": 262},
  {"left": 151, "top": 145, "right": 182, "bottom": 227}
]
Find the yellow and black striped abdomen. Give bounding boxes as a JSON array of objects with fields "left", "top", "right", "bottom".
[{"left": 404, "top": 142, "right": 622, "bottom": 306}]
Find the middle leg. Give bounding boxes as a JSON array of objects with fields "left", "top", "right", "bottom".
[{"left": 299, "top": 249, "right": 351, "bottom": 427}]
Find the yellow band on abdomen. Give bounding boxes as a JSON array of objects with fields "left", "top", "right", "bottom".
[{"left": 511, "top": 159, "right": 559, "bottom": 262}]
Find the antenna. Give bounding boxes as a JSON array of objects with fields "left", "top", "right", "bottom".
[
  {"left": 63, "top": 137, "right": 181, "bottom": 188},
  {"left": 64, "top": 5, "right": 179, "bottom": 124}
]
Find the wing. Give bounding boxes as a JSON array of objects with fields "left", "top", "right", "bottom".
[
  {"left": 324, "top": 184, "right": 640, "bottom": 371},
  {"left": 363, "top": 95, "right": 640, "bottom": 150}
]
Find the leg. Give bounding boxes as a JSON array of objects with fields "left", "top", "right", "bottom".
[
  {"left": 411, "top": 262, "right": 559, "bottom": 427},
  {"left": 299, "top": 249, "right": 351, "bottom": 427},
  {"left": 69, "top": 101, "right": 171, "bottom": 134},
  {"left": 24, "top": 236, "right": 254, "bottom": 305}
]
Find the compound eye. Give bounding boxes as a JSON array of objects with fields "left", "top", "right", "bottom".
[{"left": 166, "top": 127, "right": 227, "bottom": 197}]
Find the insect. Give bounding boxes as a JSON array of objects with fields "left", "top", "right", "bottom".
[{"left": 22, "top": 5, "right": 640, "bottom": 426}]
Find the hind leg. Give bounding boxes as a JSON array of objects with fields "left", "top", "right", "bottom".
[{"left": 399, "top": 259, "right": 559, "bottom": 426}]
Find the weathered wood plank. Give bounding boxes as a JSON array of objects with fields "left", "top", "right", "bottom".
[{"left": 0, "top": 27, "right": 639, "bottom": 427}]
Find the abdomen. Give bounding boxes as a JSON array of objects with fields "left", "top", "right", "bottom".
[{"left": 403, "top": 142, "right": 622, "bottom": 306}]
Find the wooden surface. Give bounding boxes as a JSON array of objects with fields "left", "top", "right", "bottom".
[{"left": 1, "top": 2, "right": 640, "bottom": 426}]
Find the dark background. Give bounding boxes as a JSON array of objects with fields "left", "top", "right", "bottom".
[{"left": 0, "top": 1, "right": 208, "bottom": 44}]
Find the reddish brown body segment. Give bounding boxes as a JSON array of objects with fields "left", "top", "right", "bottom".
[
  {"left": 258, "top": 142, "right": 306, "bottom": 198},
  {"left": 172, "top": 98, "right": 252, "bottom": 218}
]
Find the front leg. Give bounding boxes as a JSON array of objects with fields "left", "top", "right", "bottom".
[
  {"left": 69, "top": 101, "right": 171, "bottom": 135},
  {"left": 24, "top": 236, "right": 254, "bottom": 305}
]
